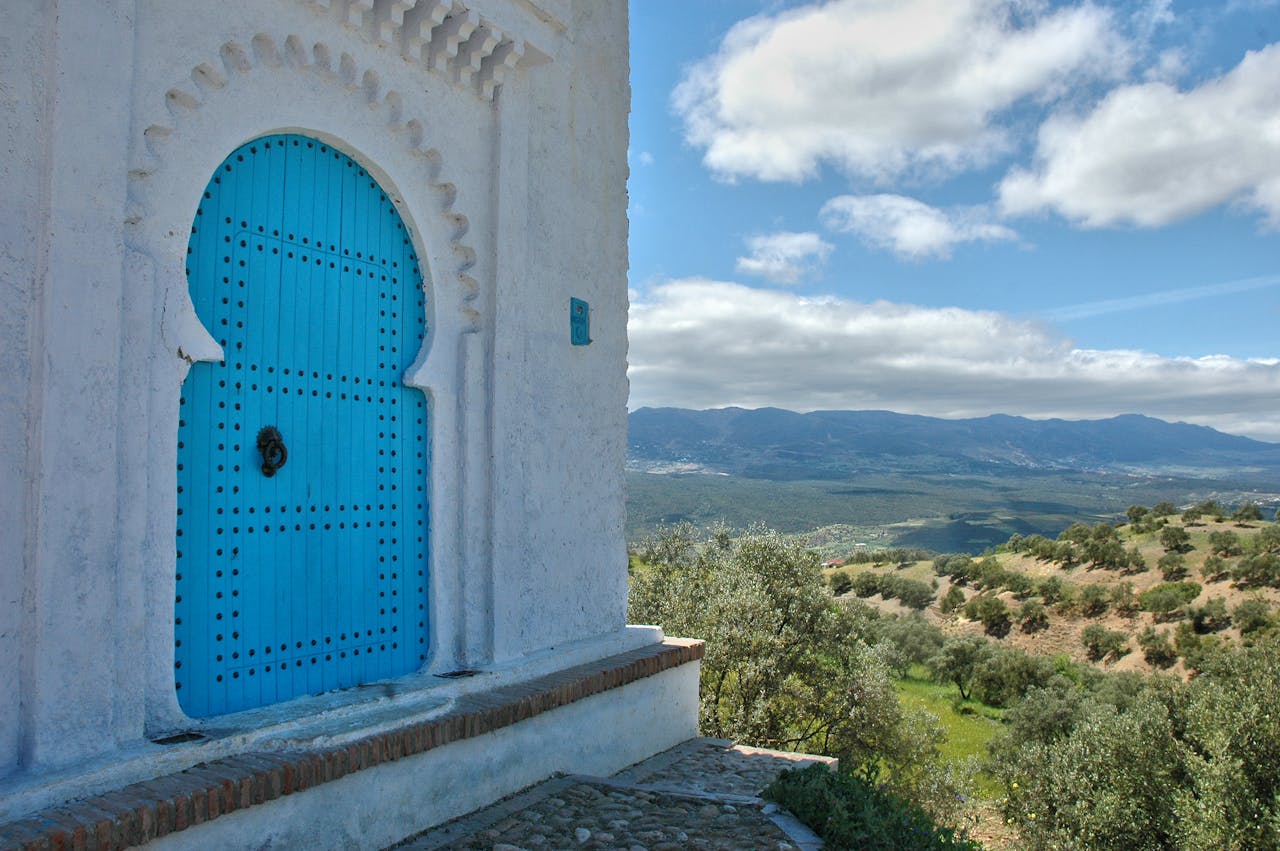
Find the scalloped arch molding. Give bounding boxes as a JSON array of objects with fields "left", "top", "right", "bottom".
[{"left": 128, "top": 29, "right": 486, "bottom": 370}]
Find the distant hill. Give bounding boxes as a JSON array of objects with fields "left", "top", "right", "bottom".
[
  {"left": 629, "top": 407, "right": 1280, "bottom": 479},
  {"left": 626, "top": 408, "right": 1280, "bottom": 549}
]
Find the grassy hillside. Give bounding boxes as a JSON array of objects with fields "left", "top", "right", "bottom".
[
  {"left": 628, "top": 509, "right": 1280, "bottom": 848},
  {"left": 826, "top": 505, "right": 1280, "bottom": 678}
]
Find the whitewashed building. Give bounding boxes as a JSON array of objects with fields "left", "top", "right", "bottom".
[{"left": 0, "top": 1, "right": 701, "bottom": 847}]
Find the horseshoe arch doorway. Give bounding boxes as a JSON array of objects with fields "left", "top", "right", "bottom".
[{"left": 175, "top": 133, "right": 430, "bottom": 718}]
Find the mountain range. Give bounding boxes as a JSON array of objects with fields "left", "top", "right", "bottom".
[
  {"left": 626, "top": 408, "right": 1280, "bottom": 552},
  {"left": 629, "top": 407, "right": 1280, "bottom": 480}
]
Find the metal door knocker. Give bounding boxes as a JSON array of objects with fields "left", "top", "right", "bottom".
[{"left": 257, "top": 426, "right": 287, "bottom": 477}]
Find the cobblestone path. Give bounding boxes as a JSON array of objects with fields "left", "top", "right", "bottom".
[{"left": 390, "top": 738, "right": 833, "bottom": 851}]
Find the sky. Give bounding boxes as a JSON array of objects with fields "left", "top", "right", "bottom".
[{"left": 625, "top": 0, "right": 1280, "bottom": 441}]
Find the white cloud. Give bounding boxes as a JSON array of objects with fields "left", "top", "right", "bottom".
[
  {"left": 735, "top": 231, "right": 833, "bottom": 284},
  {"left": 628, "top": 279, "right": 1280, "bottom": 441},
  {"left": 673, "top": 0, "right": 1129, "bottom": 183},
  {"left": 1130, "top": 0, "right": 1175, "bottom": 42},
  {"left": 1143, "top": 47, "right": 1187, "bottom": 82},
  {"left": 821, "top": 194, "right": 1017, "bottom": 259},
  {"left": 1000, "top": 42, "right": 1280, "bottom": 228}
]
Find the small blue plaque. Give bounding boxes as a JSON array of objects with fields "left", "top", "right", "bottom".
[{"left": 570, "top": 297, "right": 591, "bottom": 346}]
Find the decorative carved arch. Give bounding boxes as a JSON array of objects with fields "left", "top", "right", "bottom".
[
  {"left": 126, "top": 28, "right": 503, "bottom": 729},
  {"left": 126, "top": 30, "right": 483, "bottom": 366}
]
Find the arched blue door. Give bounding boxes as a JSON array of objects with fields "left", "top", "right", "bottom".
[{"left": 176, "top": 134, "right": 430, "bottom": 718}]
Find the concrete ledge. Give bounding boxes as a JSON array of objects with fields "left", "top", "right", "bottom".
[{"left": 0, "top": 638, "right": 703, "bottom": 851}]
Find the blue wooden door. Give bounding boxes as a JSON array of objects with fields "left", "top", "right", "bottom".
[{"left": 176, "top": 134, "right": 430, "bottom": 718}]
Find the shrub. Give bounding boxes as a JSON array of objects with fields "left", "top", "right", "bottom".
[
  {"left": 1126, "top": 504, "right": 1150, "bottom": 524},
  {"left": 1084, "top": 536, "right": 1128, "bottom": 570},
  {"left": 1140, "top": 588, "right": 1185, "bottom": 622},
  {"left": 828, "top": 570, "right": 854, "bottom": 597},
  {"left": 1024, "top": 535, "right": 1056, "bottom": 561},
  {"left": 1139, "top": 582, "right": 1202, "bottom": 622},
  {"left": 1136, "top": 627, "right": 1177, "bottom": 669},
  {"left": 1188, "top": 596, "right": 1231, "bottom": 634},
  {"left": 764, "top": 764, "right": 981, "bottom": 851},
  {"left": 1189, "top": 499, "right": 1224, "bottom": 521},
  {"left": 1079, "top": 584, "right": 1111, "bottom": 617},
  {"left": 1123, "top": 545, "right": 1148, "bottom": 574},
  {"left": 1059, "top": 522, "right": 1093, "bottom": 545},
  {"left": 1019, "top": 599, "right": 1049, "bottom": 633},
  {"left": 1158, "top": 551, "right": 1188, "bottom": 581},
  {"left": 1081, "top": 624, "right": 1130, "bottom": 662},
  {"left": 1200, "top": 554, "right": 1230, "bottom": 582},
  {"left": 1208, "top": 530, "right": 1243, "bottom": 556},
  {"left": 934, "top": 554, "right": 973, "bottom": 581},
  {"left": 1233, "top": 502, "right": 1263, "bottom": 524},
  {"left": 972, "top": 647, "right": 1056, "bottom": 707},
  {"left": 876, "top": 615, "right": 945, "bottom": 677},
  {"left": 1002, "top": 571, "right": 1036, "bottom": 599},
  {"left": 851, "top": 571, "right": 883, "bottom": 598},
  {"left": 1037, "top": 576, "right": 1065, "bottom": 604},
  {"left": 1256, "top": 524, "right": 1280, "bottom": 554},
  {"left": 1054, "top": 541, "right": 1079, "bottom": 568},
  {"left": 1234, "top": 598, "right": 1274, "bottom": 635},
  {"left": 970, "top": 595, "right": 1012, "bottom": 637},
  {"left": 928, "top": 636, "right": 994, "bottom": 701},
  {"left": 1144, "top": 580, "right": 1202, "bottom": 605},
  {"left": 988, "top": 680, "right": 1086, "bottom": 758},
  {"left": 1151, "top": 501, "right": 1179, "bottom": 517},
  {"left": 887, "top": 576, "right": 937, "bottom": 610},
  {"left": 629, "top": 526, "right": 924, "bottom": 775},
  {"left": 1160, "top": 525, "right": 1192, "bottom": 553},
  {"left": 1173, "top": 622, "right": 1227, "bottom": 673},
  {"left": 996, "top": 637, "right": 1280, "bottom": 849},
  {"left": 938, "top": 585, "right": 965, "bottom": 614},
  {"left": 1110, "top": 583, "right": 1140, "bottom": 617},
  {"left": 973, "top": 557, "right": 1008, "bottom": 591},
  {"left": 1000, "top": 695, "right": 1183, "bottom": 849},
  {"left": 1232, "top": 552, "right": 1280, "bottom": 588}
]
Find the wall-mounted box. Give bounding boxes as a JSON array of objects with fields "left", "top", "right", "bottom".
[{"left": 570, "top": 297, "right": 591, "bottom": 345}]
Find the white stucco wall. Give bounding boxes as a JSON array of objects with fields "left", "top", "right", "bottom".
[
  {"left": 0, "top": 0, "right": 56, "bottom": 781},
  {"left": 1, "top": 0, "right": 141, "bottom": 779},
  {"left": 490, "top": 1, "right": 631, "bottom": 660},
  {"left": 0, "top": 0, "right": 634, "bottom": 787}
]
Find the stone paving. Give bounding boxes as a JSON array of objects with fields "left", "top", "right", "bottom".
[{"left": 390, "top": 738, "right": 835, "bottom": 851}]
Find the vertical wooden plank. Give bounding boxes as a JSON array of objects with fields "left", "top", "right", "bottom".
[
  {"left": 272, "top": 137, "right": 294, "bottom": 700},
  {"left": 296, "top": 140, "right": 316, "bottom": 696},
  {"left": 379, "top": 193, "right": 395, "bottom": 682},
  {"left": 329, "top": 142, "right": 348, "bottom": 693},
  {"left": 361, "top": 163, "right": 379, "bottom": 684},
  {"left": 345, "top": 158, "right": 361, "bottom": 686}
]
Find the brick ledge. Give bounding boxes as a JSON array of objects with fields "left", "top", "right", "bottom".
[{"left": 0, "top": 638, "right": 704, "bottom": 851}]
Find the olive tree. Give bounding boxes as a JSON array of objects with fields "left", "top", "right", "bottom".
[
  {"left": 629, "top": 525, "right": 967, "bottom": 810},
  {"left": 927, "top": 635, "right": 993, "bottom": 701},
  {"left": 1160, "top": 525, "right": 1191, "bottom": 553},
  {"left": 996, "top": 635, "right": 1280, "bottom": 849}
]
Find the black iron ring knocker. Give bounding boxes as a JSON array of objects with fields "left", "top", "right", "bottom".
[{"left": 257, "top": 426, "right": 287, "bottom": 478}]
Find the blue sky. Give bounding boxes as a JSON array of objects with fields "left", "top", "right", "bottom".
[{"left": 625, "top": 0, "right": 1280, "bottom": 440}]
